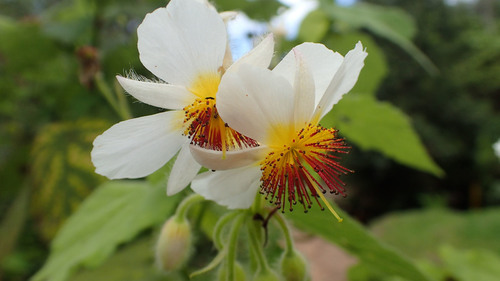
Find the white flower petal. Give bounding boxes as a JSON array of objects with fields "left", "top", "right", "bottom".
[
  {"left": 273, "top": 43, "right": 343, "bottom": 106},
  {"left": 228, "top": 34, "right": 275, "bottom": 72},
  {"left": 92, "top": 111, "right": 185, "bottom": 179},
  {"left": 190, "top": 144, "right": 268, "bottom": 170},
  {"left": 220, "top": 11, "right": 238, "bottom": 22},
  {"left": 167, "top": 144, "right": 201, "bottom": 196},
  {"left": 313, "top": 42, "right": 368, "bottom": 121},
  {"left": 191, "top": 165, "right": 262, "bottom": 209},
  {"left": 217, "top": 64, "right": 294, "bottom": 143},
  {"left": 116, "top": 76, "right": 196, "bottom": 110},
  {"left": 137, "top": 0, "right": 227, "bottom": 85},
  {"left": 292, "top": 49, "right": 315, "bottom": 128}
]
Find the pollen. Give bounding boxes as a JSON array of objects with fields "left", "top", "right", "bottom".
[
  {"left": 182, "top": 73, "right": 258, "bottom": 153},
  {"left": 259, "top": 123, "right": 352, "bottom": 221}
]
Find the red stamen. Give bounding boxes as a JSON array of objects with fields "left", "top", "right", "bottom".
[
  {"left": 183, "top": 97, "right": 258, "bottom": 151},
  {"left": 260, "top": 123, "right": 352, "bottom": 214}
]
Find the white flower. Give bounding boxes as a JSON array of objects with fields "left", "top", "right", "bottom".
[
  {"left": 189, "top": 42, "right": 367, "bottom": 219},
  {"left": 91, "top": 0, "right": 274, "bottom": 195}
]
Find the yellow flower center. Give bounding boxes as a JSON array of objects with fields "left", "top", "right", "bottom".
[
  {"left": 183, "top": 73, "right": 258, "bottom": 152},
  {"left": 260, "top": 123, "right": 351, "bottom": 221}
]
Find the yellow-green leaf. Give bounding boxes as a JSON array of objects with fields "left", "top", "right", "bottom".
[{"left": 30, "top": 119, "right": 110, "bottom": 240}]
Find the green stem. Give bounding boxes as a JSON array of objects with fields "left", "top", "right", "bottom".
[
  {"left": 174, "top": 194, "right": 204, "bottom": 221},
  {"left": 226, "top": 213, "right": 245, "bottom": 281},
  {"left": 113, "top": 79, "right": 132, "bottom": 119},
  {"left": 247, "top": 216, "right": 270, "bottom": 272},
  {"left": 274, "top": 213, "right": 294, "bottom": 255},
  {"left": 213, "top": 211, "right": 242, "bottom": 250},
  {"left": 94, "top": 73, "right": 127, "bottom": 120},
  {"left": 251, "top": 192, "right": 265, "bottom": 215}
]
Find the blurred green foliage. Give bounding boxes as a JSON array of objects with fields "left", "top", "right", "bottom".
[
  {"left": 347, "top": 0, "right": 500, "bottom": 219},
  {"left": 0, "top": 0, "right": 499, "bottom": 280},
  {"left": 349, "top": 207, "right": 500, "bottom": 281}
]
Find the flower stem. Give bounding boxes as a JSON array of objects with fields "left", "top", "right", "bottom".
[
  {"left": 174, "top": 194, "right": 204, "bottom": 221},
  {"left": 251, "top": 192, "right": 264, "bottom": 214},
  {"left": 94, "top": 73, "right": 131, "bottom": 120},
  {"left": 274, "top": 213, "right": 294, "bottom": 255},
  {"left": 113, "top": 79, "right": 132, "bottom": 119},
  {"left": 247, "top": 215, "right": 271, "bottom": 272},
  {"left": 213, "top": 211, "right": 242, "bottom": 250},
  {"left": 226, "top": 213, "right": 245, "bottom": 281}
]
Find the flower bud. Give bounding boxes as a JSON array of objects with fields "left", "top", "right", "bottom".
[
  {"left": 217, "top": 262, "right": 247, "bottom": 281},
  {"left": 253, "top": 267, "right": 282, "bottom": 281},
  {"left": 155, "top": 216, "right": 192, "bottom": 272},
  {"left": 280, "top": 250, "right": 309, "bottom": 281}
]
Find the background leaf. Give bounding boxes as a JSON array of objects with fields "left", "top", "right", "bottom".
[
  {"left": 370, "top": 207, "right": 500, "bottom": 258},
  {"left": 71, "top": 237, "right": 186, "bottom": 281},
  {"left": 40, "top": 0, "right": 96, "bottom": 45},
  {"left": 30, "top": 119, "right": 110, "bottom": 240},
  {"left": 297, "top": 9, "right": 330, "bottom": 42},
  {"left": 0, "top": 186, "right": 30, "bottom": 269},
  {"left": 32, "top": 178, "right": 183, "bottom": 281},
  {"left": 321, "top": 94, "right": 443, "bottom": 176},
  {"left": 352, "top": 207, "right": 500, "bottom": 281},
  {"left": 323, "top": 32, "right": 388, "bottom": 95},
  {"left": 321, "top": 1, "right": 438, "bottom": 75},
  {"left": 286, "top": 203, "right": 432, "bottom": 281},
  {"left": 439, "top": 246, "right": 500, "bottom": 281},
  {"left": 214, "top": 0, "right": 283, "bottom": 20}
]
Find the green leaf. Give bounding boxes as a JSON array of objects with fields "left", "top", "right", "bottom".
[
  {"left": 439, "top": 246, "right": 500, "bottom": 281},
  {"left": 322, "top": 94, "right": 443, "bottom": 176},
  {"left": 30, "top": 119, "right": 111, "bottom": 240},
  {"left": 324, "top": 32, "right": 388, "bottom": 95},
  {"left": 286, "top": 204, "right": 432, "bottom": 281},
  {"left": 370, "top": 208, "right": 500, "bottom": 259},
  {"left": 298, "top": 9, "right": 330, "bottom": 42},
  {"left": 31, "top": 180, "right": 184, "bottom": 281},
  {"left": 71, "top": 237, "right": 186, "bottom": 281},
  {"left": 0, "top": 15, "right": 16, "bottom": 29},
  {"left": 322, "top": 2, "right": 438, "bottom": 75},
  {"left": 40, "top": 0, "right": 96, "bottom": 44},
  {"left": 214, "top": 0, "right": 282, "bottom": 20},
  {"left": 0, "top": 186, "right": 30, "bottom": 262}
]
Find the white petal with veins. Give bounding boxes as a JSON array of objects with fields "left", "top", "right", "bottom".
[
  {"left": 116, "top": 76, "right": 196, "bottom": 110},
  {"left": 313, "top": 42, "right": 368, "bottom": 121},
  {"left": 190, "top": 145, "right": 268, "bottom": 171},
  {"left": 137, "top": 0, "right": 227, "bottom": 85},
  {"left": 92, "top": 111, "right": 185, "bottom": 179},
  {"left": 273, "top": 43, "right": 343, "bottom": 106},
  {"left": 217, "top": 65, "right": 294, "bottom": 143},
  {"left": 292, "top": 49, "right": 315, "bottom": 128},
  {"left": 228, "top": 34, "right": 275, "bottom": 72},
  {"left": 191, "top": 165, "right": 262, "bottom": 209},
  {"left": 167, "top": 144, "right": 202, "bottom": 195}
]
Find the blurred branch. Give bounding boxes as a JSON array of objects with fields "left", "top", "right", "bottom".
[{"left": 0, "top": 185, "right": 30, "bottom": 279}]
